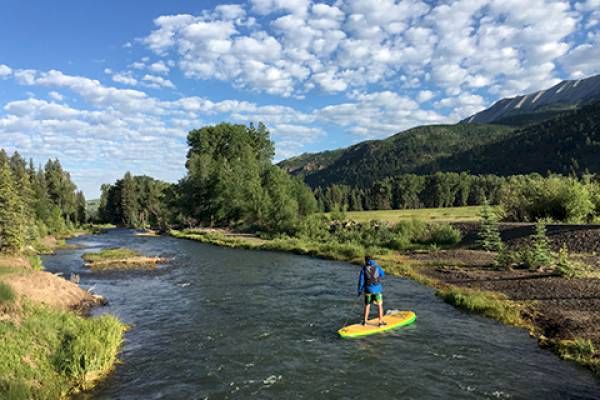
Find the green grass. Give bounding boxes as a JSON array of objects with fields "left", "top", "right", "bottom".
[
  {"left": 82, "top": 248, "right": 141, "bottom": 263},
  {"left": 341, "top": 206, "right": 487, "bottom": 223},
  {"left": 556, "top": 339, "right": 599, "bottom": 374},
  {"left": 0, "top": 302, "right": 125, "bottom": 399},
  {"left": 0, "top": 282, "right": 16, "bottom": 307},
  {"left": 435, "top": 286, "right": 527, "bottom": 327}
]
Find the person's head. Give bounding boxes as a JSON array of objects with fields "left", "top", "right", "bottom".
[{"left": 364, "top": 255, "right": 372, "bottom": 265}]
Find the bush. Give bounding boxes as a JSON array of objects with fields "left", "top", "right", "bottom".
[
  {"left": 555, "top": 245, "right": 588, "bottom": 278},
  {"left": 414, "top": 223, "right": 462, "bottom": 247},
  {"left": 428, "top": 224, "right": 462, "bottom": 246},
  {"left": 501, "top": 175, "right": 594, "bottom": 223}
]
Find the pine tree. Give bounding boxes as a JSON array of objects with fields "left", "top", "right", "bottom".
[
  {"left": 75, "top": 191, "right": 86, "bottom": 224},
  {"left": 530, "top": 219, "right": 553, "bottom": 269},
  {"left": 120, "top": 172, "right": 138, "bottom": 227},
  {"left": 0, "top": 160, "right": 26, "bottom": 253},
  {"left": 478, "top": 199, "right": 504, "bottom": 252}
]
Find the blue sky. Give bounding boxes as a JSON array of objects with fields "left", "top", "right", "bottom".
[{"left": 1, "top": 0, "right": 599, "bottom": 197}]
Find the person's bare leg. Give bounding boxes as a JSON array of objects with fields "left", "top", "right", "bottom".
[
  {"left": 363, "top": 304, "right": 371, "bottom": 325},
  {"left": 378, "top": 301, "right": 384, "bottom": 324}
]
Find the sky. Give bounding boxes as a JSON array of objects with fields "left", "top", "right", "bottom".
[{"left": 0, "top": 0, "right": 599, "bottom": 198}]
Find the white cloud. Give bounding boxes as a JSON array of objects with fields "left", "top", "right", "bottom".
[
  {"left": 48, "top": 91, "right": 64, "bottom": 101},
  {"left": 148, "top": 60, "right": 170, "bottom": 74},
  {"left": 138, "top": 0, "right": 581, "bottom": 99},
  {"left": 318, "top": 90, "right": 446, "bottom": 137},
  {"left": 417, "top": 90, "right": 434, "bottom": 103},
  {"left": 0, "top": 64, "right": 12, "bottom": 77},
  {"left": 560, "top": 33, "right": 600, "bottom": 78},
  {"left": 251, "top": 0, "right": 309, "bottom": 16},
  {"left": 112, "top": 72, "right": 138, "bottom": 86},
  {"left": 215, "top": 4, "right": 246, "bottom": 19},
  {"left": 142, "top": 74, "right": 175, "bottom": 89}
]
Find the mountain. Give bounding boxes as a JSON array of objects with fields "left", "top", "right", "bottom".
[
  {"left": 461, "top": 74, "right": 600, "bottom": 126},
  {"left": 419, "top": 101, "right": 600, "bottom": 176},
  {"left": 279, "top": 124, "right": 514, "bottom": 188},
  {"left": 279, "top": 74, "right": 600, "bottom": 189}
]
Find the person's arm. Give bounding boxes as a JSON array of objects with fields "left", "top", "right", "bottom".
[
  {"left": 357, "top": 268, "right": 365, "bottom": 295},
  {"left": 378, "top": 265, "right": 385, "bottom": 278}
]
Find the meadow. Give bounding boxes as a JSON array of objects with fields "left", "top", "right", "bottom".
[{"left": 339, "top": 205, "right": 486, "bottom": 223}]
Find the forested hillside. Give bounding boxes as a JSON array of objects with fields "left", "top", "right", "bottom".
[
  {"left": 420, "top": 101, "right": 600, "bottom": 175},
  {"left": 279, "top": 124, "right": 514, "bottom": 188}
]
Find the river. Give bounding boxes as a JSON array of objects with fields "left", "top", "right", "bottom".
[{"left": 42, "top": 229, "right": 600, "bottom": 399}]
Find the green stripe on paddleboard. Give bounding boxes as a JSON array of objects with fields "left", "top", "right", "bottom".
[{"left": 339, "top": 313, "right": 416, "bottom": 339}]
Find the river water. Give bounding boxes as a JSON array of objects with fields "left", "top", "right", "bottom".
[{"left": 43, "top": 229, "right": 599, "bottom": 399}]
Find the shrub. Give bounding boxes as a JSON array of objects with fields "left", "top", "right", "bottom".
[
  {"left": 555, "top": 245, "right": 588, "bottom": 278},
  {"left": 430, "top": 224, "right": 462, "bottom": 246},
  {"left": 501, "top": 175, "right": 594, "bottom": 223}
]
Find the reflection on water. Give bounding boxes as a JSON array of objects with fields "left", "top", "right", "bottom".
[{"left": 42, "top": 229, "right": 600, "bottom": 399}]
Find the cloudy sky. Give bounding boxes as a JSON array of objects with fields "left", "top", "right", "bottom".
[{"left": 1, "top": 0, "right": 599, "bottom": 197}]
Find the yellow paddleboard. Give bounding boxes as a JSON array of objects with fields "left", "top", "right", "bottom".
[{"left": 338, "top": 311, "right": 416, "bottom": 339}]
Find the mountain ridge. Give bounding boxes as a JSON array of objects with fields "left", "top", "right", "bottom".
[{"left": 279, "top": 73, "right": 600, "bottom": 188}]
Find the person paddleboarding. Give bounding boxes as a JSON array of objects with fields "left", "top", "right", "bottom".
[{"left": 357, "top": 255, "right": 386, "bottom": 326}]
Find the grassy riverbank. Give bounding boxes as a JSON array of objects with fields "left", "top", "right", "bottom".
[
  {"left": 0, "top": 297, "right": 125, "bottom": 399},
  {"left": 170, "top": 227, "right": 599, "bottom": 377},
  {"left": 0, "top": 234, "right": 126, "bottom": 399}
]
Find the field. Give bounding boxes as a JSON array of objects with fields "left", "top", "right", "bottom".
[{"left": 341, "top": 206, "right": 486, "bottom": 223}]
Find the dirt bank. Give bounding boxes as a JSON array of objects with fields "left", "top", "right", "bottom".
[
  {"left": 3, "top": 270, "right": 98, "bottom": 311},
  {"left": 411, "top": 250, "right": 600, "bottom": 349},
  {"left": 456, "top": 222, "right": 600, "bottom": 253}
]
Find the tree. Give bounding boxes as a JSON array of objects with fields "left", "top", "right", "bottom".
[
  {"left": 75, "top": 191, "right": 86, "bottom": 224},
  {"left": 120, "top": 172, "right": 138, "bottom": 227},
  {"left": 530, "top": 219, "right": 553, "bottom": 269},
  {"left": 478, "top": 200, "right": 503, "bottom": 252},
  {"left": 0, "top": 160, "right": 26, "bottom": 252}
]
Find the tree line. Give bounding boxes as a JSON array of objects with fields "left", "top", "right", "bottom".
[
  {"left": 97, "top": 123, "right": 317, "bottom": 233},
  {"left": 0, "top": 150, "right": 85, "bottom": 253},
  {"left": 95, "top": 122, "right": 600, "bottom": 233},
  {"left": 314, "top": 172, "right": 505, "bottom": 212}
]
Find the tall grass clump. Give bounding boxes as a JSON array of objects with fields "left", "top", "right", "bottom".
[
  {"left": 0, "top": 302, "right": 125, "bottom": 399},
  {"left": 0, "top": 282, "right": 16, "bottom": 310},
  {"left": 436, "top": 286, "right": 524, "bottom": 327}
]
